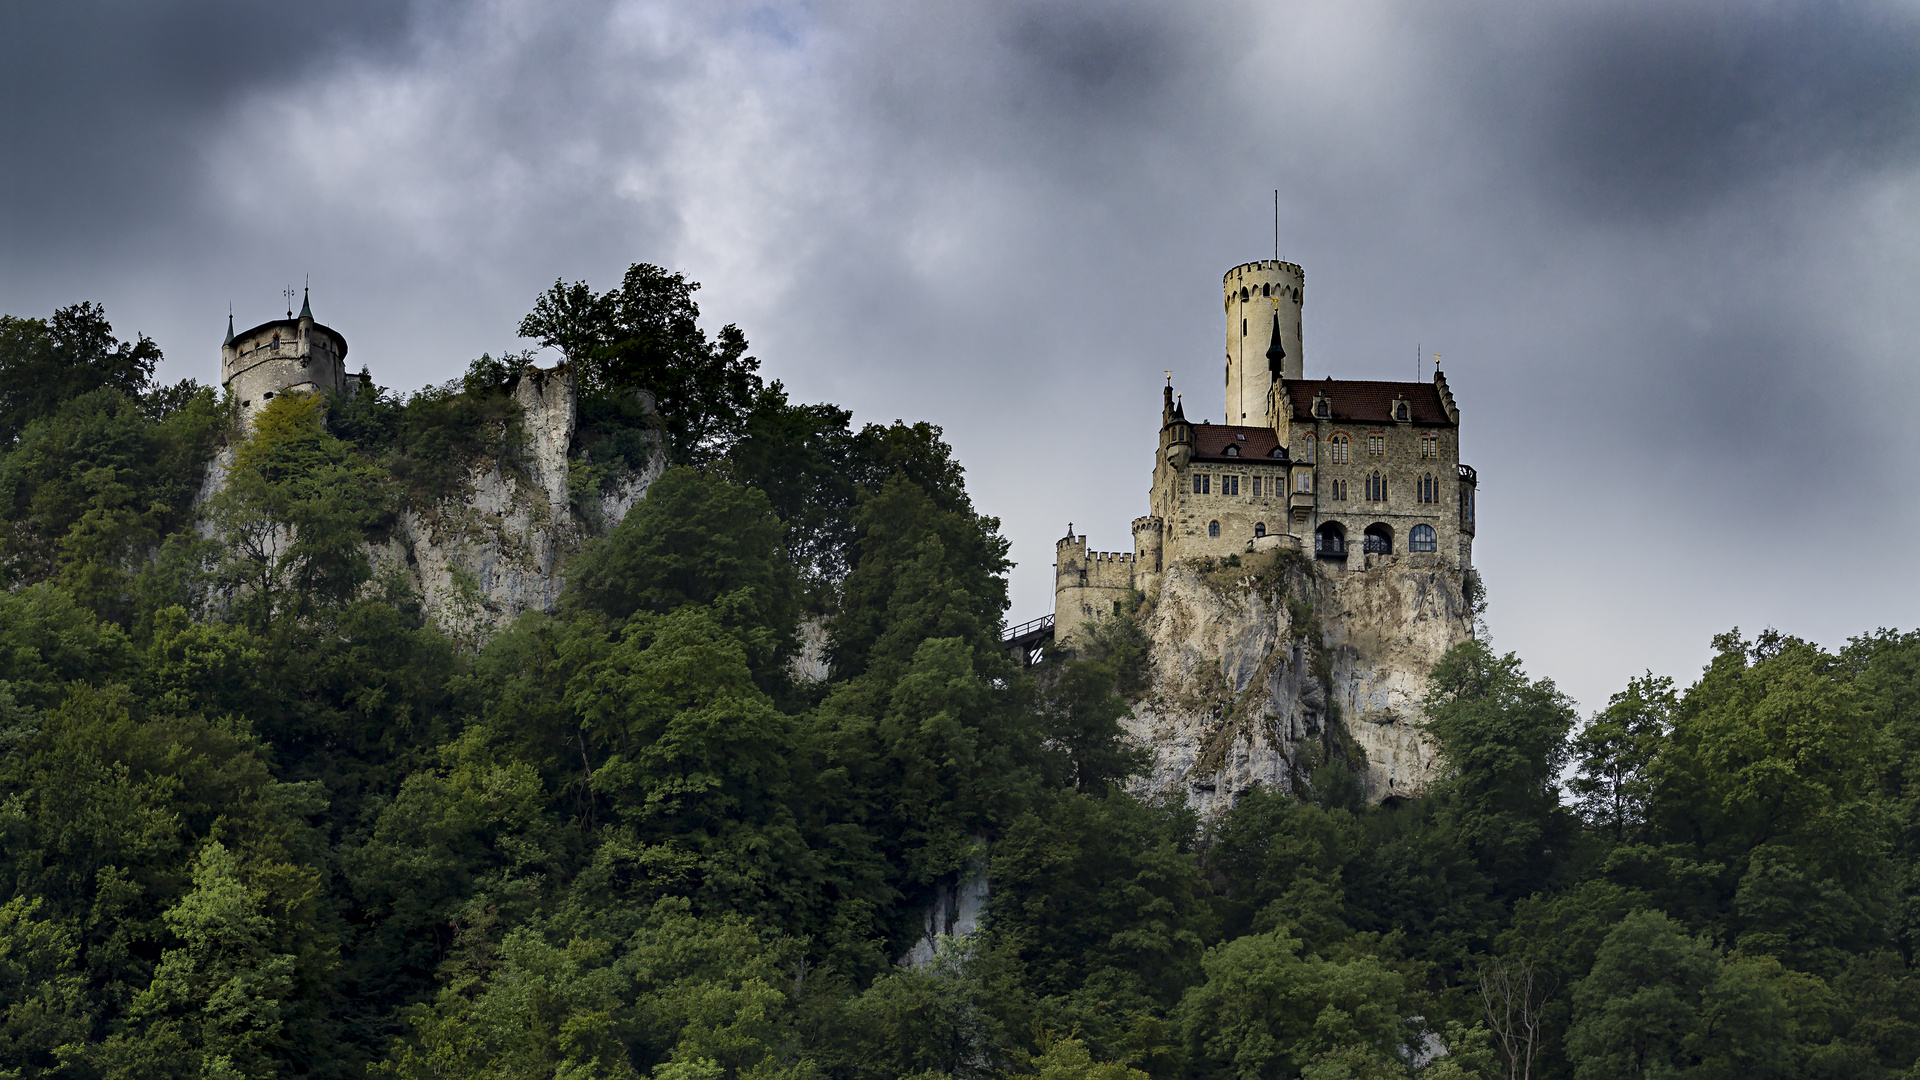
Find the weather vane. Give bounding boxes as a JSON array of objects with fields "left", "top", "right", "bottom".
[{"left": 283, "top": 286, "right": 296, "bottom": 318}]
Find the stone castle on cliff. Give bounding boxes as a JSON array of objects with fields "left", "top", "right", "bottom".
[{"left": 1054, "top": 259, "right": 1479, "bottom": 808}]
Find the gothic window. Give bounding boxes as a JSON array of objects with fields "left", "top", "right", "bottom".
[
  {"left": 1411, "top": 524, "right": 1437, "bottom": 552},
  {"left": 1262, "top": 283, "right": 1270, "bottom": 297},
  {"left": 1300, "top": 438, "right": 1315, "bottom": 463},
  {"left": 1208, "top": 520, "right": 1220, "bottom": 538},
  {"left": 1367, "top": 434, "right": 1384, "bottom": 456},
  {"left": 1394, "top": 401, "right": 1410, "bottom": 421},
  {"left": 1223, "top": 476, "right": 1240, "bottom": 495},
  {"left": 1366, "top": 471, "right": 1386, "bottom": 501},
  {"left": 1363, "top": 523, "right": 1393, "bottom": 555},
  {"left": 1330, "top": 478, "right": 1347, "bottom": 500},
  {"left": 1254, "top": 522, "right": 1266, "bottom": 538},
  {"left": 1329, "top": 434, "right": 1350, "bottom": 463},
  {"left": 1417, "top": 473, "right": 1439, "bottom": 503}
]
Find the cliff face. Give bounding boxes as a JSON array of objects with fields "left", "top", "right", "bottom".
[
  {"left": 370, "top": 369, "right": 665, "bottom": 643},
  {"left": 1126, "top": 550, "right": 1472, "bottom": 815}
]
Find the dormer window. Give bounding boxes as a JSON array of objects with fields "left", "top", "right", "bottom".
[
  {"left": 1313, "top": 396, "right": 1330, "bottom": 419},
  {"left": 1392, "top": 398, "right": 1411, "bottom": 422},
  {"left": 1225, "top": 445, "right": 1239, "bottom": 457},
  {"left": 1270, "top": 447, "right": 1287, "bottom": 459}
]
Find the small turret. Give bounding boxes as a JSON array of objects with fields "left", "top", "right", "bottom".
[{"left": 1162, "top": 387, "right": 1193, "bottom": 469}]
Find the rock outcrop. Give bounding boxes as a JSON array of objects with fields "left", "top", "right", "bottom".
[
  {"left": 370, "top": 369, "right": 665, "bottom": 643},
  {"left": 1127, "top": 549, "right": 1472, "bottom": 814}
]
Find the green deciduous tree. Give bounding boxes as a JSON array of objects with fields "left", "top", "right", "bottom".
[
  {"left": 519, "top": 265, "right": 761, "bottom": 465},
  {"left": 0, "top": 303, "right": 162, "bottom": 447}
]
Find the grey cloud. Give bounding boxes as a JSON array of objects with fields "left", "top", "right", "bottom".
[
  {"left": 0, "top": 2, "right": 416, "bottom": 254},
  {"left": 1504, "top": 1, "right": 1920, "bottom": 220},
  {"left": 4, "top": 0, "right": 1920, "bottom": 712}
]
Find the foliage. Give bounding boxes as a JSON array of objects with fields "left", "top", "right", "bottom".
[
  {"left": 519, "top": 264, "right": 761, "bottom": 465},
  {"left": 5, "top": 287, "right": 1920, "bottom": 1080},
  {"left": 0, "top": 303, "right": 162, "bottom": 447}
]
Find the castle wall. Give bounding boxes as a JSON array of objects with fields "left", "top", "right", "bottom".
[
  {"left": 1055, "top": 534, "right": 1145, "bottom": 642},
  {"left": 222, "top": 316, "right": 349, "bottom": 422},
  {"left": 1154, "top": 459, "right": 1298, "bottom": 561},
  {"left": 1288, "top": 410, "right": 1469, "bottom": 572}
]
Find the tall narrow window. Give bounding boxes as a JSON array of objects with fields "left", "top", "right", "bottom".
[
  {"left": 1223, "top": 475, "right": 1239, "bottom": 495},
  {"left": 1301, "top": 438, "right": 1316, "bottom": 463},
  {"left": 1296, "top": 472, "right": 1312, "bottom": 494},
  {"left": 1250, "top": 476, "right": 1262, "bottom": 496},
  {"left": 1329, "top": 434, "right": 1350, "bottom": 463},
  {"left": 1368, "top": 434, "right": 1384, "bottom": 456},
  {"left": 1208, "top": 520, "right": 1220, "bottom": 538},
  {"left": 1366, "top": 471, "right": 1386, "bottom": 501},
  {"left": 1194, "top": 474, "right": 1211, "bottom": 495},
  {"left": 1420, "top": 434, "right": 1438, "bottom": 459}
]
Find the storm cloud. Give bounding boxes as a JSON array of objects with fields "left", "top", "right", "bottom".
[{"left": 4, "top": 0, "right": 1919, "bottom": 710}]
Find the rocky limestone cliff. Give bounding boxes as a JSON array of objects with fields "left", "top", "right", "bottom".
[
  {"left": 1127, "top": 549, "right": 1473, "bottom": 814},
  {"left": 199, "top": 366, "right": 665, "bottom": 644},
  {"left": 370, "top": 368, "right": 664, "bottom": 644}
]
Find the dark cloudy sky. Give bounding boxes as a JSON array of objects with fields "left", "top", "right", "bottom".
[{"left": 6, "top": 0, "right": 1920, "bottom": 711}]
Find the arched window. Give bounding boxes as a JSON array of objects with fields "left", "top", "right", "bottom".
[
  {"left": 1315, "top": 522, "right": 1346, "bottom": 558},
  {"left": 1363, "top": 523, "right": 1393, "bottom": 555},
  {"left": 1240, "top": 287, "right": 1249, "bottom": 301},
  {"left": 1298, "top": 438, "right": 1314, "bottom": 463},
  {"left": 1329, "top": 434, "right": 1350, "bottom": 463},
  {"left": 1208, "top": 520, "right": 1220, "bottom": 538},
  {"left": 1254, "top": 522, "right": 1266, "bottom": 538},
  {"left": 1366, "top": 470, "right": 1386, "bottom": 501},
  {"left": 1262, "top": 283, "right": 1271, "bottom": 297},
  {"left": 1410, "top": 524, "right": 1437, "bottom": 552}
]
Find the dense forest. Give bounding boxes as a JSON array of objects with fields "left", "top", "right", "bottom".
[{"left": 0, "top": 271, "right": 1918, "bottom": 1080}]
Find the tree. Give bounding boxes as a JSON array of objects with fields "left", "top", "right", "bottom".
[
  {"left": 518, "top": 265, "right": 761, "bottom": 465},
  {"left": 1177, "top": 929, "right": 1414, "bottom": 1080},
  {"left": 1571, "top": 673, "right": 1674, "bottom": 842},
  {"left": 207, "top": 393, "right": 390, "bottom": 629},
  {"left": 563, "top": 466, "right": 798, "bottom": 673},
  {"left": 1421, "top": 640, "right": 1579, "bottom": 901},
  {"left": 0, "top": 303, "right": 161, "bottom": 446}
]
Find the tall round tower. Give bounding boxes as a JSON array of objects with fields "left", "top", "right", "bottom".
[{"left": 1222, "top": 260, "right": 1304, "bottom": 426}]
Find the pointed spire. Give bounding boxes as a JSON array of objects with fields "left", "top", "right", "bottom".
[
  {"left": 224, "top": 308, "right": 234, "bottom": 346},
  {"left": 1265, "top": 311, "right": 1286, "bottom": 363},
  {"left": 1173, "top": 393, "right": 1187, "bottom": 421},
  {"left": 298, "top": 279, "right": 313, "bottom": 321}
]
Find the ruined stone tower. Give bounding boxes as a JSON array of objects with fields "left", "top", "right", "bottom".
[
  {"left": 1053, "top": 258, "right": 1479, "bottom": 809},
  {"left": 220, "top": 288, "right": 359, "bottom": 420}
]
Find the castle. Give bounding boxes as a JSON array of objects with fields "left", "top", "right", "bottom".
[
  {"left": 1055, "top": 259, "right": 1476, "bottom": 640},
  {"left": 220, "top": 288, "right": 364, "bottom": 418}
]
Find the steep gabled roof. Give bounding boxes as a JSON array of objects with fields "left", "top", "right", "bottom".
[
  {"left": 1189, "top": 424, "right": 1287, "bottom": 463},
  {"left": 1282, "top": 378, "right": 1452, "bottom": 426}
]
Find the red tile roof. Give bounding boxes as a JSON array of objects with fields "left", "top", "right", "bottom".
[
  {"left": 1281, "top": 379, "right": 1453, "bottom": 426},
  {"left": 1189, "top": 425, "right": 1288, "bottom": 463}
]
